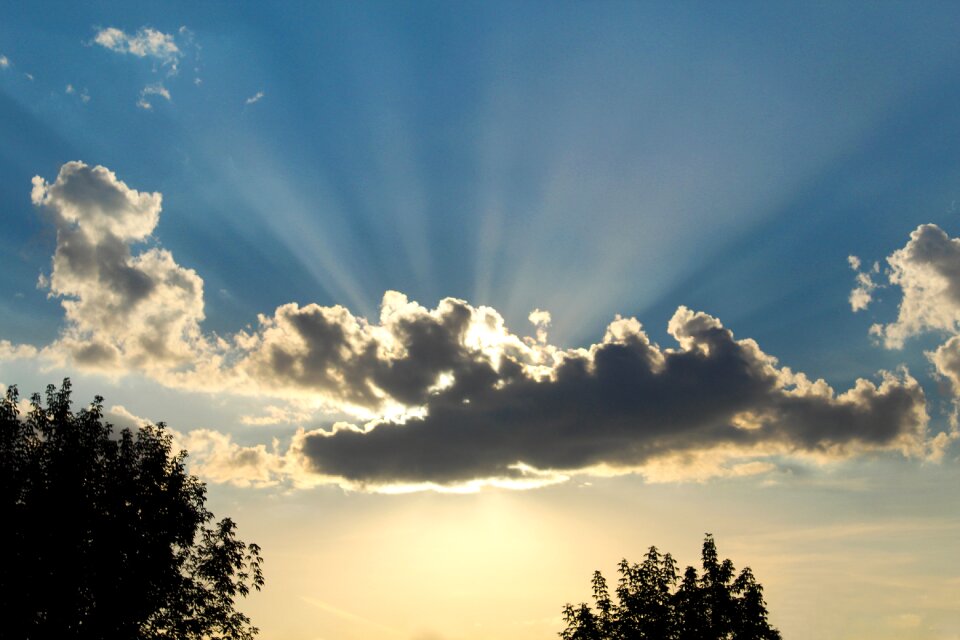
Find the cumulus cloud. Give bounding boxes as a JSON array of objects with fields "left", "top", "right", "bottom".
[
  {"left": 851, "top": 223, "right": 960, "bottom": 457},
  {"left": 245, "top": 91, "right": 265, "bottom": 105},
  {"left": 867, "top": 225, "right": 960, "bottom": 348},
  {"left": 855, "top": 224, "right": 960, "bottom": 406},
  {"left": 9, "top": 162, "right": 949, "bottom": 491},
  {"left": 293, "top": 306, "right": 930, "bottom": 489},
  {"left": 31, "top": 161, "right": 208, "bottom": 372},
  {"left": 93, "top": 27, "right": 181, "bottom": 71}
]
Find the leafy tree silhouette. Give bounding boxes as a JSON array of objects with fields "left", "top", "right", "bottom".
[
  {"left": 561, "top": 534, "right": 781, "bottom": 640},
  {"left": 0, "top": 380, "right": 264, "bottom": 639}
]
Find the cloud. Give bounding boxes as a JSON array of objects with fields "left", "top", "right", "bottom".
[
  {"left": 107, "top": 405, "right": 305, "bottom": 489},
  {"left": 93, "top": 27, "right": 181, "bottom": 71},
  {"left": 171, "top": 429, "right": 286, "bottom": 489},
  {"left": 137, "top": 83, "right": 170, "bottom": 110},
  {"left": 245, "top": 91, "right": 265, "bottom": 105},
  {"left": 0, "top": 340, "right": 37, "bottom": 360},
  {"left": 92, "top": 26, "right": 197, "bottom": 106},
  {"left": 848, "top": 255, "right": 880, "bottom": 312},
  {"left": 239, "top": 404, "right": 315, "bottom": 426},
  {"left": 294, "top": 307, "right": 929, "bottom": 489},
  {"left": 11, "top": 162, "right": 947, "bottom": 491},
  {"left": 855, "top": 224, "right": 960, "bottom": 406},
  {"left": 0, "top": 55, "right": 10, "bottom": 69},
  {"left": 866, "top": 224, "right": 960, "bottom": 348},
  {"left": 30, "top": 161, "right": 208, "bottom": 372},
  {"left": 65, "top": 84, "right": 91, "bottom": 103}
]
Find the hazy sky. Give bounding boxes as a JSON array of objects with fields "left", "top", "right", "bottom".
[{"left": 2, "top": 3, "right": 960, "bottom": 639}]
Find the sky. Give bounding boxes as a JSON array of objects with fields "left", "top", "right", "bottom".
[{"left": 2, "top": 2, "right": 960, "bottom": 638}]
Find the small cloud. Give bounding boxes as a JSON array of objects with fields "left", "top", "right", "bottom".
[
  {"left": 24, "top": 72, "right": 33, "bottom": 81},
  {"left": 0, "top": 54, "right": 10, "bottom": 69},
  {"left": 848, "top": 255, "right": 879, "bottom": 312},
  {"left": 137, "top": 83, "right": 171, "bottom": 110},
  {"left": 93, "top": 26, "right": 181, "bottom": 72},
  {"left": 245, "top": 91, "right": 265, "bottom": 105},
  {"left": 66, "top": 84, "right": 91, "bottom": 104}
]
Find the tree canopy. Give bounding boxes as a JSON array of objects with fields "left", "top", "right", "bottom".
[
  {"left": 560, "top": 534, "right": 781, "bottom": 640},
  {"left": 0, "top": 380, "right": 264, "bottom": 640}
]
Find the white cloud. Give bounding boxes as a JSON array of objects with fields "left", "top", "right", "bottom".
[
  {"left": 855, "top": 224, "right": 960, "bottom": 404},
  {"left": 107, "top": 404, "right": 309, "bottom": 489},
  {"left": 867, "top": 225, "right": 960, "bottom": 348},
  {"left": 848, "top": 255, "right": 881, "bottom": 312},
  {"left": 851, "top": 223, "right": 960, "bottom": 454},
  {"left": 31, "top": 161, "right": 208, "bottom": 372},
  {"left": 0, "top": 340, "right": 37, "bottom": 360},
  {"left": 94, "top": 26, "right": 181, "bottom": 71},
  {"left": 137, "top": 83, "right": 170, "bottom": 110},
  {"left": 15, "top": 162, "right": 950, "bottom": 492},
  {"left": 0, "top": 55, "right": 10, "bottom": 69},
  {"left": 245, "top": 91, "right": 265, "bottom": 105},
  {"left": 172, "top": 429, "right": 286, "bottom": 488}
]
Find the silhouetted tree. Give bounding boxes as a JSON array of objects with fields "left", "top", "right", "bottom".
[
  {"left": 561, "top": 534, "right": 781, "bottom": 640},
  {"left": 0, "top": 380, "right": 264, "bottom": 640}
]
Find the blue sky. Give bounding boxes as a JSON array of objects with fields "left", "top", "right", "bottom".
[{"left": 2, "top": 3, "right": 960, "bottom": 639}]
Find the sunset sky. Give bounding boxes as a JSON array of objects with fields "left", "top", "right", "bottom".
[{"left": 2, "top": 3, "right": 960, "bottom": 639}]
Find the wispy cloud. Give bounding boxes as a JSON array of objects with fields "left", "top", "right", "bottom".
[
  {"left": 137, "top": 83, "right": 171, "bottom": 110},
  {"left": 245, "top": 91, "right": 265, "bottom": 105},
  {"left": 93, "top": 26, "right": 181, "bottom": 71},
  {"left": 65, "top": 84, "right": 91, "bottom": 103},
  {"left": 848, "top": 255, "right": 880, "bottom": 312},
  {"left": 92, "top": 26, "right": 198, "bottom": 107}
]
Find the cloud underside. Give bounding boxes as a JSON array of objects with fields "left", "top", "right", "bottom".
[{"left": 8, "top": 162, "right": 948, "bottom": 491}]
